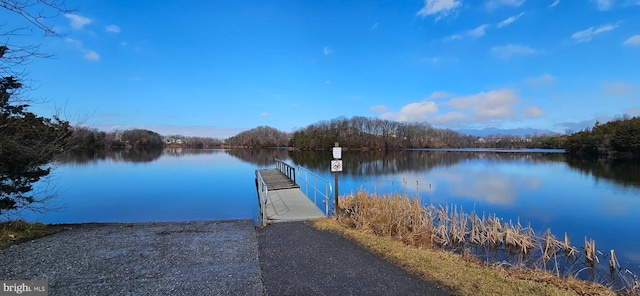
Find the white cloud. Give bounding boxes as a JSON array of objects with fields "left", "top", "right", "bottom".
[
  {"left": 429, "top": 91, "right": 454, "bottom": 99},
  {"left": 370, "top": 105, "right": 388, "bottom": 113},
  {"left": 571, "top": 24, "right": 617, "bottom": 42},
  {"left": 84, "top": 51, "right": 100, "bottom": 61},
  {"left": 486, "top": 0, "right": 525, "bottom": 10},
  {"left": 468, "top": 24, "right": 490, "bottom": 37},
  {"left": 491, "top": 44, "right": 537, "bottom": 58},
  {"left": 106, "top": 25, "right": 121, "bottom": 33},
  {"left": 444, "top": 34, "right": 463, "bottom": 41},
  {"left": 525, "top": 73, "right": 557, "bottom": 86},
  {"left": 445, "top": 25, "right": 490, "bottom": 41},
  {"left": 524, "top": 106, "right": 544, "bottom": 118},
  {"left": 377, "top": 101, "right": 439, "bottom": 122},
  {"left": 395, "top": 101, "right": 439, "bottom": 122},
  {"left": 65, "top": 13, "right": 92, "bottom": 29},
  {"left": 323, "top": 46, "right": 332, "bottom": 55},
  {"left": 66, "top": 38, "right": 99, "bottom": 61},
  {"left": 260, "top": 112, "right": 271, "bottom": 117},
  {"left": 549, "top": 0, "right": 560, "bottom": 7},
  {"left": 417, "top": 0, "right": 462, "bottom": 20},
  {"left": 65, "top": 37, "right": 82, "bottom": 48},
  {"left": 623, "top": 35, "right": 640, "bottom": 45},
  {"left": 625, "top": 107, "right": 640, "bottom": 117},
  {"left": 430, "top": 112, "right": 467, "bottom": 124},
  {"left": 377, "top": 89, "right": 541, "bottom": 127},
  {"left": 592, "top": 0, "right": 614, "bottom": 10},
  {"left": 447, "top": 89, "right": 518, "bottom": 119},
  {"left": 497, "top": 12, "right": 524, "bottom": 28},
  {"left": 603, "top": 81, "right": 633, "bottom": 95}
]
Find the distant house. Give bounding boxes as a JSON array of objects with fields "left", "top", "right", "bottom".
[{"left": 163, "top": 137, "right": 185, "bottom": 145}]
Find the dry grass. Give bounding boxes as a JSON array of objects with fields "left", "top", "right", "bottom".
[
  {"left": 315, "top": 218, "right": 616, "bottom": 296},
  {"left": 319, "top": 190, "right": 621, "bottom": 296},
  {"left": 0, "top": 220, "right": 71, "bottom": 249}
]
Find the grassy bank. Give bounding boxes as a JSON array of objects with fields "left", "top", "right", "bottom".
[
  {"left": 0, "top": 220, "right": 69, "bottom": 249},
  {"left": 312, "top": 191, "right": 638, "bottom": 296}
]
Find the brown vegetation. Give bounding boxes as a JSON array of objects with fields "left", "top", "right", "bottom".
[
  {"left": 325, "top": 191, "right": 638, "bottom": 295},
  {"left": 0, "top": 220, "right": 71, "bottom": 249}
]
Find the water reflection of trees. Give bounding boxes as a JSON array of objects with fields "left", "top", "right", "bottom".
[
  {"left": 162, "top": 148, "right": 292, "bottom": 166},
  {"left": 225, "top": 149, "right": 291, "bottom": 166},
  {"left": 566, "top": 157, "right": 640, "bottom": 189},
  {"left": 58, "top": 148, "right": 639, "bottom": 191},
  {"left": 58, "top": 147, "right": 294, "bottom": 166},
  {"left": 162, "top": 148, "right": 225, "bottom": 157},
  {"left": 289, "top": 150, "right": 566, "bottom": 177},
  {"left": 58, "top": 148, "right": 163, "bottom": 164}
]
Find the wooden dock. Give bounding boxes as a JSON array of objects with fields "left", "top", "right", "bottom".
[{"left": 256, "top": 168, "right": 325, "bottom": 225}]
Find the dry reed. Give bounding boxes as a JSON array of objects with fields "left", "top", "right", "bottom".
[
  {"left": 336, "top": 190, "right": 636, "bottom": 295},
  {"left": 339, "top": 191, "right": 590, "bottom": 265}
]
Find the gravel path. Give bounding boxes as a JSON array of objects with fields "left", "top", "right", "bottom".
[
  {"left": 0, "top": 220, "right": 263, "bottom": 296},
  {"left": 257, "top": 221, "right": 450, "bottom": 296}
]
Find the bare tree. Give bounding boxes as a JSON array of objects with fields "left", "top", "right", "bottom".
[{"left": 1, "top": 1, "right": 73, "bottom": 76}]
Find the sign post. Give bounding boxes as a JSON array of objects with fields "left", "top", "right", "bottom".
[{"left": 331, "top": 142, "right": 342, "bottom": 217}]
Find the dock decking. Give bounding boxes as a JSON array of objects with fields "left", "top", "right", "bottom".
[{"left": 257, "top": 168, "right": 325, "bottom": 224}]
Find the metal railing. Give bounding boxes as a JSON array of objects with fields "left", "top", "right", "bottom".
[
  {"left": 274, "top": 158, "right": 296, "bottom": 183},
  {"left": 296, "top": 165, "right": 333, "bottom": 216},
  {"left": 255, "top": 170, "right": 269, "bottom": 226},
  {"left": 257, "top": 159, "right": 333, "bottom": 225}
]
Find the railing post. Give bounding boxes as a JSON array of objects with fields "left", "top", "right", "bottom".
[{"left": 325, "top": 182, "right": 329, "bottom": 216}]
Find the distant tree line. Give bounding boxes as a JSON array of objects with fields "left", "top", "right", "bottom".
[
  {"left": 71, "top": 127, "right": 222, "bottom": 149},
  {"left": 163, "top": 134, "right": 222, "bottom": 148},
  {"left": 223, "top": 126, "right": 290, "bottom": 148},
  {"left": 70, "top": 116, "right": 572, "bottom": 153},
  {"left": 71, "top": 127, "right": 163, "bottom": 149},
  {"left": 564, "top": 116, "right": 640, "bottom": 158},
  {"left": 289, "top": 116, "right": 445, "bottom": 150},
  {"left": 287, "top": 116, "right": 562, "bottom": 151}
]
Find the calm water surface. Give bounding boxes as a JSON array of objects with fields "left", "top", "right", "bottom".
[{"left": 13, "top": 148, "right": 640, "bottom": 275}]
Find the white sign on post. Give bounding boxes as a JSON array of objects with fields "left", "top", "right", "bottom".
[
  {"left": 332, "top": 147, "right": 342, "bottom": 159},
  {"left": 331, "top": 160, "right": 343, "bottom": 172}
]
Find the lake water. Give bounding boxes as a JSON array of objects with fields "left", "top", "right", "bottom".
[{"left": 11, "top": 148, "right": 640, "bottom": 278}]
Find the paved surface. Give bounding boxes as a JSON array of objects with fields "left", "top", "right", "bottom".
[
  {"left": 1, "top": 219, "right": 450, "bottom": 296},
  {"left": 257, "top": 221, "right": 450, "bottom": 296},
  {"left": 0, "top": 220, "right": 263, "bottom": 296}
]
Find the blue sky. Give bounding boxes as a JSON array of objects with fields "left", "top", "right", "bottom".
[{"left": 7, "top": 0, "right": 640, "bottom": 138}]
